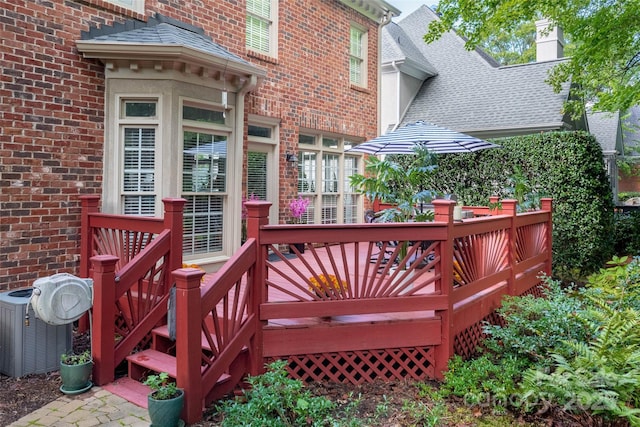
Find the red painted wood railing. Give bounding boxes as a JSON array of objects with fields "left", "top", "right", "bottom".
[
  {"left": 86, "top": 196, "right": 551, "bottom": 424},
  {"left": 81, "top": 196, "right": 185, "bottom": 385}
]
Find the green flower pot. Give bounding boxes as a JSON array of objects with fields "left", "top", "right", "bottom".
[
  {"left": 148, "top": 389, "right": 184, "bottom": 427},
  {"left": 59, "top": 359, "right": 93, "bottom": 394}
]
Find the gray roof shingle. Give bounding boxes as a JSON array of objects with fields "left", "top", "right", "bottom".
[
  {"left": 81, "top": 14, "right": 251, "bottom": 66},
  {"left": 386, "top": 5, "right": 575, "bottom": 136}
]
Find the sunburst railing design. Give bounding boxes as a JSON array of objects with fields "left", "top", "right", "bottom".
[
  {"left": 452, "top": 229, "right": 509, "bottom": 287},
  {"left": 266, "top": 240, "right": 440, "bottom": 302},
  {"left": 515, "top": 222, "right": 548, "bottom": 263}
]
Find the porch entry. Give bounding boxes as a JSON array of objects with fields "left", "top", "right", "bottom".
[{"left": 247, "top": 143, "right": 277, "bottom": 223}]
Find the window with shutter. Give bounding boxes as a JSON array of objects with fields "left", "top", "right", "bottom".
[
  {"left": 246, "top": 0, "right": 277, "bottom": 57},
  {"left": 297, "top": 134, "right": 361, "bottom": 224},
  {"left": 121, "top": 100, "right": 157, "bottom": 216},
  {"left": 349, "top": 26, "right": 367, "bottom": 86},
  {"left": 181, "top": 115, "right": 228, "bottom": 256}
]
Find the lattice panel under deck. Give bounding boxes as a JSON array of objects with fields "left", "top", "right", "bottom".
[
  {"left": 273, "top": 347, "right": 436, "bottom": 385},
  {"left": 520, "top": 283, "right": 546, "bottom": 298},
  {"left": 454, "top": 311, "right": 503, "bottom": 359}
]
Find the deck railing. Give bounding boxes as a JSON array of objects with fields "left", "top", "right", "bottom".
[
  {"left": 80, "top": 195, "right": 185, "bottom": 385},
  {"left": 86, "top": 196, "right": 552, "bottom": 424}
]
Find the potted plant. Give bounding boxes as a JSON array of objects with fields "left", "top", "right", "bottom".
[
  {"left": 59, "top": 349, "right": 93, "bottom": 395},
  {"left": 288, "top": 196, "right": 310, "bottom": 253},
  {"left": 350, "top": 147, "right": 438, "bottom": 268},
  {"left": 144, "top": 372, "right": 184, "bottom": 427}
]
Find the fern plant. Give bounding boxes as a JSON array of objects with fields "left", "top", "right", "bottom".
[{"left": 520, "top": 308, "right": 640, "bottom": 425}]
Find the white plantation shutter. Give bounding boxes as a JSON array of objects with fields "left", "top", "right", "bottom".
[
  {"left": 122, "top": 127, "right": 156, "bottom": 216},
  {"left": 247, "top": 151, "right": 268, "bottom": 200},
  {"left": 350, "top": 27, "right": 364, "bottom": 85},
  {"left": 246, "top": 0, "right": 272, "bottom": 54},
  {"left": 182, "top": 127, "right": 228, "bottom": 256},
  {"left": 343, "top": 155, "right": 359, "bottom": 223}
]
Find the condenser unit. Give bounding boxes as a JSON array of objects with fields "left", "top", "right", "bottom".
[{"left": 0, "top": 287, "right": 72, "bottom": 377}]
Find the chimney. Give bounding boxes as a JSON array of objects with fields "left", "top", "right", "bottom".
[{"left": 535, "top": 19, "right": 564, "bottom": 61}]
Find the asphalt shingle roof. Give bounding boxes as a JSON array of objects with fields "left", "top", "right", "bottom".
[
  {"left": 587, "top": 110, "right": 621, "bottom": 152},
  {"left": 81, "top": 14, "right": 250, "bottom": 66},
  {"left": 385, "top": 5, "right": 573, "bottom": 135}
]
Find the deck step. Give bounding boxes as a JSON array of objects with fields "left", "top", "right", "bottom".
[
  {"left": 103, "top": 376, "right": 151, "bottom": 409},
  {"left": 153, "top": 324, "right": 216, "bottom": 352},
  {"left": 127, "top": 349, "right": 178, "bottom": 380}
]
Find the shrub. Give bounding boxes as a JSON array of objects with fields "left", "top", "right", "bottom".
[
  {"left": 483, "top": 278, "right": 591, "bottom": 364},
  {"left": 425, "top": 131, "right": 615, "bottom": 281},
  {"left": 518, "top": 257, "right": 640, "bottom": 425},
  {"left": 613, "top": 211, "right": 640, "bottom": 256},
  {"left": 217, "top": 360, "right": 334, "bottom": 427}
]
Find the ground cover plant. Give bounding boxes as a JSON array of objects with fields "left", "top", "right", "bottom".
[{"left": 433, "top": 256, "right": 640, "bottom": 427}]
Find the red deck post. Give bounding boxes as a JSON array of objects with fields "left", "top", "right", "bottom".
[
  {"left": 488, "top": 195, "right": 500, "bottom": 215},
  {"left": 245, "top": 201, "right": 272, "bottom": 376},
  {"left": 79, "top": 195, "right": 100, "bottom": 278},
  {"left": 79, "top": 195, "right": 100, "bottom": 332},
  {"left": 90, "top": 254, "right": 119, "bottom": 386},
  {"left": 432, "top": 200, "right": 455, "bottom": 379},
  {"left": 501, "top": 199, "right": 518, "bottom": 296},
  {"left": 174, "top": 267, "right": 206, "bottom": 425},
  {"left": 162, "top": 198, "right": 186, "bottom": 281},
  {"left": 540, "top": 198, "right": 553, "bottom": 276}
]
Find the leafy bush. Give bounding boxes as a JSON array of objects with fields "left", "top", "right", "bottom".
[
  {"left": 614, "top": 211, "right": 640, "bottom": 256},
  {"left": 425, "top": 131, "right": 615, "bottom": 281},
  {"left": 440, "top": 354, "right": 530, "bottom": 408},
  {"left": 217, "top": 360, "right": 334, "bottom": 427},
  {"left": 520, "top": 309, "right": 640, "bottom": 425},
  {"left": 518, "top": 257, "right": 640, "bottom": 425},
  {"left": 483, "top": 278, "right": 591, "bottom": 364}
]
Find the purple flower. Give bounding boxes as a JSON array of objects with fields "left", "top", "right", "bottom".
[{"left": 289, "top": 196, "right": 310, "bottom": 222}]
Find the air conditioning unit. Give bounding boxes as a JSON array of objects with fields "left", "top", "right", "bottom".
[{"left": 0, "top": 287, "right": 72, "bottom": 377}]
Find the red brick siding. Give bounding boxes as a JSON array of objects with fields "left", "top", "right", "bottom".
[{"left": 0, "top": 0, "right": 379, "bottom": 289}]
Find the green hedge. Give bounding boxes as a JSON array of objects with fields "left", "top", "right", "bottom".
[{"left": 424, "top": 131, "right": 615, "bottom": 280}]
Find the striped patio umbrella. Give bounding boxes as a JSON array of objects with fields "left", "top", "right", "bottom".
[{"left": 346, "top": 121, "right": 500, "bottom": 155}]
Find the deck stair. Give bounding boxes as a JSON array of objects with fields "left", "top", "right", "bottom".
[{"left": 118, "top": 323, "right": 232, "bottom": 409}]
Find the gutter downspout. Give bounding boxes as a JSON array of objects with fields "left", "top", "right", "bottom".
[
  {"left": 377, "top": 11, "right": 394, "bottom": 136},
  {"left": 233, "top": 75, "right": 259, "bottom": 249}
]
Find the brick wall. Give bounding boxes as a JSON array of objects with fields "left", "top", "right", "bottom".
[{"left": 0, "top": 0, "right": 379, "bottom": 289}]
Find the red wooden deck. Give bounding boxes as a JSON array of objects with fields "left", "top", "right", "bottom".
[{"left": 84, "top": 196, "right": 553, "bottom": 424}]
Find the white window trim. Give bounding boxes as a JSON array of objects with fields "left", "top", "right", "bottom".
[
  {"left": 349, "top": 23, "right": 368, "bottom": 87},
  {"left": 246, "top": 0, "right": 279, "bottom": 58},
  {"left": 247, "top": 115, "right": 280, "bottom": 224},
  {"left": 104, "top": 0, "right": 145, "bottom": 14},
  {"left": 297, "top": 132, "right": 360, "bottom": 224}
]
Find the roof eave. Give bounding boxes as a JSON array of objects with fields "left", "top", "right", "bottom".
[
  {"left": 382, "top": 58, "right": 437, "bottom": 80},
  {"left": 76, "top": 41, "right": 267, "bottom": 84},
  {"left": 461, "top": 123, "right": 570, "bottom": 139},
  {"left": 338, "top": 0, "right": 401, "bottom": 22}
]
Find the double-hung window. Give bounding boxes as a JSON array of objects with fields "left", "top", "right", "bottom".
[
  {"left": 349, "top": 25, "right": 367, "bottom": 87},
  {"left": 246, "top": 0, "right": 278, "bottom": 57},
  {"left": 120, "top": 100, "right": 158, "bottom": 216},
  {"left": 298, "top": 134, "right": 360, "bottom": 224},
  {"left": 181, "top": 105, "right": 228, "bottom": 256}
]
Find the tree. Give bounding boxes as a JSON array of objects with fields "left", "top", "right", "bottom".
[
  {"left": 480, "top": 21, "right": 537, "bottom": 66},
  {"left": 424, "top": 0, "right": 640, "bottom": 117}
]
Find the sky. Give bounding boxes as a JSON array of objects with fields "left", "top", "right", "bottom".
[{"left": 388, "top": 0, "right": 438, "bottom": 21}]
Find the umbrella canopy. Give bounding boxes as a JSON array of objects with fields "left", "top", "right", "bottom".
[{"left": 346, "top": 121, "right": 500, "bottom": 155}]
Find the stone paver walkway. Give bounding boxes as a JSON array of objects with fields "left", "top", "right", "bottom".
[{"left": 8, "top": 386, "right": 149, "bottom": 427}]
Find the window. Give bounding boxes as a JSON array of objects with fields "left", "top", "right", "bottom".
[
  {"left": 120, "top": 100, "right": 157, "bottom": 216},
  {"left": 246, "top": 0, "right": 278, "bottom": 57},
  {"left": 182, "top": 105, "right": 228, "bottom": 256},
  {"left": 297, "top": 134, "right": 360, "bottom": 224},
  {"left": 349, "top": 25, "right": 367, "bottom": 86},
  {"left": 103, "top": 0, "right": 144, "bottom": 14}
]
